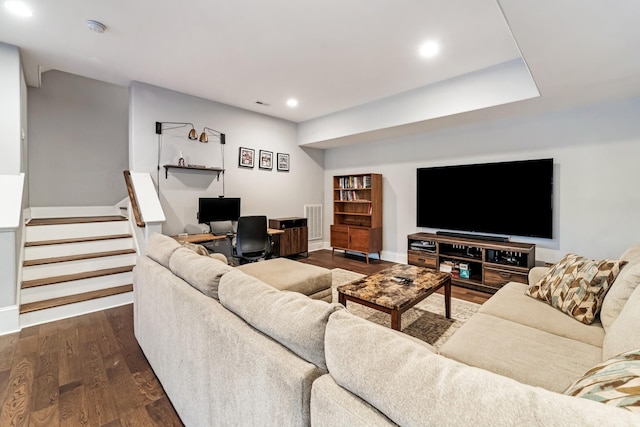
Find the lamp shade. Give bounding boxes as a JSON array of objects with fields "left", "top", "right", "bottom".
[
  {"left": 188, "top": 128, "right": 198, "bottom": 140},
  {"left": 199, "top": 132, "right": 208, "bottom": 143}
]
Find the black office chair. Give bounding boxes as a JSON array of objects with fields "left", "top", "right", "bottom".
[{"left": 233, "top": 216, "right": 273, "bottom": 264}]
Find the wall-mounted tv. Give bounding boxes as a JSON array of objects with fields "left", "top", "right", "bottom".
[
  {"left": 198, "top": 197, "right": 241, "bottom": 223},
  {"left": 416, "top": 158, "right": 553, "bottom": 239}
]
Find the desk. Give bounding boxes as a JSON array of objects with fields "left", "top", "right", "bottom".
[{"left": 176, "top": 229, "right": 284, "bottom": 244}]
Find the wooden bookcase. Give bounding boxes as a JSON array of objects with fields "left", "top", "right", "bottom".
[
  {"left": 407, "top": 232, "right": 535, "bottom": 293},
  {"left": 331, "top": 173, "right": 382, "bottom": 263}
]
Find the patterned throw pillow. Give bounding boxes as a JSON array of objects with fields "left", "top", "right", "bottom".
[
  {"left": 564, "top": 349, "right": 640, "bottom": 413},
  {"left": 525, "top": 253, "right": 627, "bottom": 325}
]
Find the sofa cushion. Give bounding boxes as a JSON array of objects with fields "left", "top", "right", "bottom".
[
  {"left": 600, "top": 263, "right": 640, "bottom": 332},
  {"left": 603, "top": 284, "right": 640, "bottom": 360},
  {"left": 146, "top": 232, "right": 181, "bottom": 268},
  {"left": 324, "top": 310, "right": 634, "bottom": 426},
  {"left": 480, "top": 282, "right": 604, "bottom": 347},
  {"left": 168, "top": 247, "right": 233, "bottom": 299},
  {"left": 620, "top": 242, "right": 640, "bottom": 266},
  {"left": 439, "top": 312, "right": 603, "bottom": 392},
  {"left": 525, "top": 253, "right": 627, "bottom": 325},
  {"left": 565, "top": 349, "right": 640, "bottom": 413},
  {"left": 218, "top": 269, "right": 343, "bottom": 371}
]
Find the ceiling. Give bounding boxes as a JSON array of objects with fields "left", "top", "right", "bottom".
[{"left": 1, "top": 1, "right": 640, "bottom": 126}]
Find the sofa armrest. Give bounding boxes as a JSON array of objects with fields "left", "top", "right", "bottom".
[{"left": 528, "top": 266, "right": 549, "bottom": 285}]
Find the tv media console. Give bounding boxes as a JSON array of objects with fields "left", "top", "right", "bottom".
[{"left": 407, "top": 232, "right": 536, "bottom": 294}]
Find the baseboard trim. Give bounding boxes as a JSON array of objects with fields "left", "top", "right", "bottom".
[{"left": 0, "top": 305, "right": 20, "bottom": 336}]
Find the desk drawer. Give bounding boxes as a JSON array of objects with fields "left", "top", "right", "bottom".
[
  {"left": 408, "top": 252, "right": 437, "bottom": 269},
  {"left": 484, "top": 267, "right": 528, "bottom": 289}
]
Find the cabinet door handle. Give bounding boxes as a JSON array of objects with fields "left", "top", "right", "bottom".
[
  {"left": 499, "top": 272, "right": 511, "bottom": 278},
  {"left": 418, "top": 258, "right": 426, "bottom": 262}
]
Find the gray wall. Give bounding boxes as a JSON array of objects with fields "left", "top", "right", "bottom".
[
  {"left": 324, "top": 97, "right": 640, "bottom": 264},
  {"left": 27, "top": 70, "right": 128, "bottom": 206},
  {"left": 129, "top": 82, "right": 325, "bottom": 236}
]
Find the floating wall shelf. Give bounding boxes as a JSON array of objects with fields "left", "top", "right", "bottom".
[{"left": 163, "top": 164, "right": 225, "bottom": 180}]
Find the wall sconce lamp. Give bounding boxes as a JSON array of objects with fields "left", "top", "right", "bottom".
[
  {"left": 199, "top": 127, "right": 226, "bottom": 144},
  {"left": 155, "top": 121, "right": 199, "bottom": 141}
]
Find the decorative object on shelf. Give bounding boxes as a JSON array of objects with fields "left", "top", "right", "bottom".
[
  {"left": 259, "top": 150, "right": 273, "bottom": 170},
  {"left": 277, "top": 153, "right": 290, "bottom": 172},
  {"left": 178, "top": 150, "right": 185, "bottom": 166},
  {"left": 239, "top": 147, "right": 255, "bottom": 168}
]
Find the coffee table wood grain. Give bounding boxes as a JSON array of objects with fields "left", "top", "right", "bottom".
[{"left": 337, "top": 264, "right": 451, "bottom": 331}]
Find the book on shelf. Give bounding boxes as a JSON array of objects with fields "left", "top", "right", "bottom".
[{"left": 338, "top": 175, "right": 372, "bottom": 189}]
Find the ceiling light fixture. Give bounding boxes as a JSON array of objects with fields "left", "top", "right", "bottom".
[
  {"left": 286, "top": 98, "right": 299, "bottom": 108},
  {"left": 4, "top": 1, "right": 32, "bottom": 17},
  {"left": 419, "top": 41, "right": 440, "bottom": 59},
  {"left": 86, "top": 20, "right": 107, "bottom": 33}
]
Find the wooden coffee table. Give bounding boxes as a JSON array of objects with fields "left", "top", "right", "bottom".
[{"left": 337, "top": 264, "right": 451, "bottom": 331}]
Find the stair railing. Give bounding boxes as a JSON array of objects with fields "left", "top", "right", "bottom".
[{"left": 123, "top": 170, "right": 145, "bottom": 228}]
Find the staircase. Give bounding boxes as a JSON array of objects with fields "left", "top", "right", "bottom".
[{"left": 20, "top": 215, "right": 136, "bottom": 327}]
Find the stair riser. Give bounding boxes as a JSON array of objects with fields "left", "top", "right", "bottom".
[
  {"left": 26, "top": 221, "right": 129, "bottom": 242},
  {"left": 29, "top": 206, "right": 122, "bottom": 219},
  {"left": 20, "top": 292, "right": 133, "bottom": 328},
  {"left": 22, "top": 254, "right": 136, "bottom": 281},
  {"left": 24, "top": 238, "right": 134, "bottom": 260},
  {"left": 21, "top": 272, "right": 133, "bottom": 304}
]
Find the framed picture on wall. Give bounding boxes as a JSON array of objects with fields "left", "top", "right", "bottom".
[
  {"left": 259, "top": 150, "right": 273, "bottom": 170},
  {"left": 239, "top": 147, "right": 255, "bottom": 168},
  {"left": 277, "top": 153, "right": 290, "bottom": 172}
]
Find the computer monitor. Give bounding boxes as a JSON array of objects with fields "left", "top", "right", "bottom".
[{"left": 198, "top": 197, "right": 241, "bottom": 223}]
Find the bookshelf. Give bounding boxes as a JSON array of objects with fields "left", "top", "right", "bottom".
[{"left": 331, "top": 173, "right": 382, "bottom": 263}]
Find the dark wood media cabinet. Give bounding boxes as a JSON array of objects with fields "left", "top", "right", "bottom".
[
  {"left": 407, "top": 232, "right": 536, "bottom": 294},
  {"left": 269, "top": 217, "right": 308, "bottom": 257}
]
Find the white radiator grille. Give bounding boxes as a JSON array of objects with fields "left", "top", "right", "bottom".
[{"left": 304, "top": 204, "right": 323, "bottom": 240}]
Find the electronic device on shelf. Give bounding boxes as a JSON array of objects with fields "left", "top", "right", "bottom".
[{"left": 410, "top": 240, "right": 436, "bottom": 252}]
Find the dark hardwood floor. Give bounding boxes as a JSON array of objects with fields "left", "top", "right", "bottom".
[{"left": 0, "top": 249, "right": 491, "bottom": 426}]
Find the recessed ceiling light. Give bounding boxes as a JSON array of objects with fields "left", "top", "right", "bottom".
[
  {"left": 4, "top": 1, "right": 32, "bottom": 17},
  {"left": 419, "top": 41, "right": 440, "bottom": 59},
  {"left": 286, "top": 98, "right": 299, "bottom": 108}
]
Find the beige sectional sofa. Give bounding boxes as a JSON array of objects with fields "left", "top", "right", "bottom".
[
  {"left": 440, "top": 243, "right": 640, "bottom": 392},
  {"left": 133, "top": 233, "right": 640, "bottom": 426}
]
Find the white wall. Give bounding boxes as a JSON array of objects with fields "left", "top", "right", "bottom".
[
  {"left": 0, "top": 42, "right": 22, "bottom": 175},
  {"left": 324, "top": 97, "right": 640, "bottom": 264},
  {"left": 28, "top": 70, "right": 129, "bottom": 206},
  {"left": 129, "top": 82, "right": 324, "bottom": 236}
]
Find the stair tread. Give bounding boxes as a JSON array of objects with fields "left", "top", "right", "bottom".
[
  {"left": 22, "top": 265, "right": 135, "bottom": 289},
  {"left": 26, "top": 234, "right": 133, "bottom": 247},
  {"left": 24, "top": 249, "right": 137, "bottom": 267},
  {"left": 20, "top": 284, "right": 133, "bottom": 314},
  {"left": 27, "top": 216, "right": 127, "bottom": 226}
]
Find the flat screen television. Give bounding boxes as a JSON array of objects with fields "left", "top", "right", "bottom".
[
  {"left": 198, "top": 197, "right": 241, "bottom": 223},
  {"left": 416, "top": 159, "right": 553, "bottom": 239}
]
